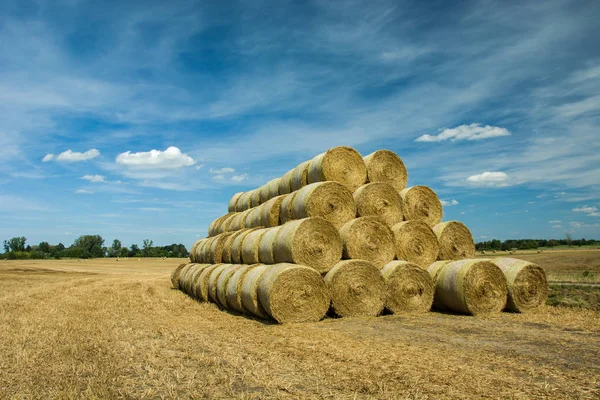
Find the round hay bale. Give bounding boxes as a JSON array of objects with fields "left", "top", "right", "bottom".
[
  {"left": 208, "top": 232, "right": 235, "bottom": 263},
  {"left": 208, "top": 213, "right": 231, "bottom": 237},
  {"left": 189, "top": 240, "right": 203, "bottom": 263},
  {"left": 258, "top": 226, "right": 282, "bottom": 264},
  {"left": 250, "top": 189, "right": 261, "bottom": 208},
  {"left": 399, "top": 186, "right": 443, "bottom": 227},
  {"left": 259, "top": 194, "right": 287, "bottom": 228},
  {"left": 227, "top": 211, "right": 248, "bottom": 232},
  {"left": 427, "top": 261, "right": 452, "bottom": 286},
  {"left": 207, "top": 264, "right": 232, "bottom": 304},
  {"left": 217, "top": 213, "right": 239, "bottom": 234},
  {"left": 290, "top": 161, "right": 310, "bottom": 191},
  {"left": 243, "top": 207, "right": 263, "bottom": 229},
  {"left": 339, "top": 217, "right": 395, "bottom": 268},
  {"left": 235, "top": 192, "right": 253, "bottom": 212},
  {"left": 241, "top": 228, "right": 270, "bottom": 264},
  {"left": 240, "top": 264, "right": 271, "bottom": 318},
  {"left": 268, "top": 177, "right": 281, "bottom": 199},
  {"left": 490, "top": 258, "right": 548, "bottom": 312},
  {"left": 228, "top": 192, "right": 244, "bottom": 213},
  {"left": 170, "top": 263, "right": 189, "bottom": 289},
  {"left": 230, "top": 228, "right": 260, "bottom": 264},
  {"left": 273, "top": 217, "right": 342, "bottom": 273},
  {"left": 194, "top": 264, "right": 221, "bottom": 301},
  {"left": 430, "top": 259, "right": 508, "bottom": 315},
  {"left": 324, "top": 260, "right": 386, "bottom": 317},
  {"left": 258, "top": 263, "right": 330, "bottom": 323},
  {"left": 363, "top": 150, "right": 408, "bottom": 191},
  {"left": 221, "top": 229, "right": 250, "bottom": 263},
  {"left": 291, "top": 181, "right": 356, "bottom": 229},
  {"left": 381, "top": 261, "right": 434, "bottom": 313},
  {"left": 259, "top": 183, "right": 271, "bottom": 206},
  {"left": 307, "top": 146, "right": 367, "bottom": 192},
  {"left": 433, "top": 221, "right": 476, "bottom": 260},
  {"left": 354, "top": 182, "right": 403, "bottom": 226},
  {"left": 392, "top": 220, "right": 440, "bottom": 267},
  {"left": 278, "top": 169, "right": 295, "bottom": 195},
  {"left": 279, "top": 191, "right": 297, "bottom": 224},
  {"left": 189, "top": 264, "right": 212, "bottom": 299},
  {"left": 215, "top": 264, "right": 243, "bottom": 308},
  {"left": 197, "top": 238, "right": 214, "bottom": 263},
  {"left": 226, "top": 264, "right": 263, "bottom": 313},
  {"left": 179, "top": 263, "right": 199, "bottom": 295}
]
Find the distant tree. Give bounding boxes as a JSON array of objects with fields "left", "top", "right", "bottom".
[
  {"left": 565, "top": 233, "right": 572, "bottom": 248},
  {"left": 547, "top": 239, "right": 559, "bottom": 247},
  {"left": 5, "top": 237, "right": 27, "bottom": 252},
  {"left": 129, "top": 244, "right": 141, "bottom": 257},
  {"left": 38, "top": 242, "right": 51, "bottom": 253},
  {"left": 142, "top": 239, "right": 153, "bottom": 257},
  {"left": 119, "top": 247, "right": 129, "bottom": 258},
  {"left": 72, "top": 235, "right": 105, "bottom": 258},
  {"left": 56, "top": 243, "right": 65, "bottom": 252}
]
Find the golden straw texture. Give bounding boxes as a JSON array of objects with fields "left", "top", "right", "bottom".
[
  {"left": 258, "top": 226, "right": 282, "bottom": 264},
  {"left": 339, "top": 217, "right": 395, "bottom": 268},
  {"left": 291, "top": 181, "right": 356, "bottom": 229},
  {"left": 216, "top": 264, "right": 243, "bottom": 308},
  {"left": 235, "top": 192, "right": 253, "bottom": 212},
  {"left": 226, "top": 264, "right": 263, "bottom": 313},
  {"left": 208, "top": 232, "right": 234, "bottom": 263},
  {"left": 392, "top": 220, "right": 440, "bottom": 267},
  {"left": 278, "top": 169, "right": 295, "bottom": 195},
  {"left": 207, "top": 264, "right": 232, "bottom": 304},
  {"left": 381, "top": 261, "right": 434, "bottom": 313},
  {"left": 171, "top": 263, "right": 190, "bottom": 289},
  {"left": 433, "top": 221, "right": 476, "bottom": 260},
  {"left": 241, "top": 228, "right": 270, "bottom": 264},
  {"left": 240, "top": 264, "right": 270, "bottom": 319},
  {"left": 490, "top": 257, "right": 548, "bottom": 312},
  {"left": 279, "top": 192, "right": 297, "bottom": 225},
  {"left": 290, "top": 161, "right": 310, "bottom": 191},
  {"left": 307, "top": 146, "right": 367, "bottom": 192},
  {"left": 197, "top": 264, "right": 223, "bottom": 301},
  {"left": 354, "top": 182, "right": 403, "bottom": 227},
  {"left": 259, "top": 195, "right": 287, "bottom": 228},
  {"left": 228, "top": 192, "right": 244, "bottom": 213},
  {"left": 363, "top": 150, "right": 408, "bottom": 191},
  {"left": 230, "top": 228, "right": 260, "bottom": 264},
  {"left": 399, "top": 186, "right": 443, "bottom": 227},
  {"left": 221, "top": 229, "right": 249, "bottom": 263}
]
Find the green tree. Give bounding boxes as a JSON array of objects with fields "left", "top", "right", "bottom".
[
  {"left": 72, "top": 235, "right": 105, "bottom": 258},
  {"left": 142, "top": 239, "right": 153, "bottom": 257},
  {"left": 129, "top": 244, "right": 140, "bottom": 257},
  {"left": 38, "top": 242, "right": 51, "bottom": 253},
  {"left": 5, "top": 237, "right": 27, "bottom": 252}
]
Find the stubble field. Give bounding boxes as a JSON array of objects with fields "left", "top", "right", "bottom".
[{"left": 1, "top": 250, "right": 599, "bottom": 399}]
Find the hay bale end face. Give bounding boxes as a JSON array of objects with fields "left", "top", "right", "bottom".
[
  {"left": 353, "top": 182, "right": 403, "bottom": 227},
  {"left": 240, "top": 264, "right": 270, "bottom": 319},
  {"left": 226, "top": 264, "right": 263, "bottom": 313},
  {"left": 339, "top": 217, "right": 395, "bottom": 268},
  {"left": 392, "top": 220, "right": 440, "bottom": 268},
  {"left": 258, "top": 263, "right": 330, "bottom": 323},
  {"left": 273, "top": 217, "right": 342, "bottom": 274},
  {"left": 490, "top": 257, "right": 548, "bottom": 312},
  {"left": 307, "top": 146, "right": 367, "bottom": 192},
  {"left": 291, "top": 181, "right": 356, "bottom": 229},
  {"left": 433, "top": 221, "right": 476, "bottom": 260},
  {"left": 431, "top": 259, "right": 508, "bottom": 315},
  {"left": 363, "top": 150, "right": 408, "bottom": 191},
  {"left": 399, "top": 186, "right": 443, "bottom": 227},
  {"left": 324, "top": 260, "right": 386, "bottom": 317},
  {"left": 381, "top": 261, "right": 434, "bottom": 314}
]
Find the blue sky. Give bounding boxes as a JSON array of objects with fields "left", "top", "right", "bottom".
[{"left": 1, "top": 0, "right": 599, "bottom": 249}]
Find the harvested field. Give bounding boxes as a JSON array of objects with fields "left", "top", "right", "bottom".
[{"left": 1, "top": 257, "right": 599, "bottom": 399}]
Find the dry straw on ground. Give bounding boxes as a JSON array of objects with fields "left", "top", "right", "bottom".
[
  {"left": 433, "top": 221, "right": 476, "bottom": 260},
  {"left": 240, "top": 264, "right": 270, "bottom": 319},
  {"left": 324, "top": 260, "right": 386, "bottom": 317},
  {"left": 291, "top": 181, "right": 356, "bottom": 229},
  {"left": 258, "top": 226, "right": 282, "bottom": 264},
  {"left": 228, "top": 192, "right": 244, "bottom": 212},
  {"left": 353, "top": 182, "right": 404, "bottom": 226},
  {"left": 259, "top": 195, "right": 287, "bottom": 227},
  {"left": 273, "top": 217, "right": 342, "bottom": 273},
  {"left": 381, "top": 261, "right": 434, "bottom": 314},
  {"left": 490, "top": 257, "right": 548, "bottom": 312},
  {"left": 225, "top": 264, "right": 263, "bottom": 313},
  {"left": 339, "top": 217, "right": 395, "bottom": 268},
  {"left": 290, "top": 160, "right": 310, "bottom": 191},
  {"left": 392, "top": 220, "right": 440, "bottom": 267},
  {"left": 428, "top": 259, "right": 508, "bottom": 315},
  {"left": 363, "top": 150, "right": 408, "bottom": 191},
  {"left": 241, "top": 228, "right": 270, "bottom": 264},
  {"left": 399, "top": 186, "right": 443, "bottom": 227},
  {"left": 257, "top": 263, "right": 330, "bottom": 323},
  {"left": 216, "top": 264, "right": 243, "bottom": 308},
  {"left": 307, "top": 146, "right": 367, "bottom": 192}
]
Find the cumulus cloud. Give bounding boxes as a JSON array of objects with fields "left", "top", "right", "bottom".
[
  {"left": 116, "top": 146, "right": 194, "bottom": 169},
  {"left": 81, "top": 174, "right": 106, "bottom": 183},
  {"left": 212, "top": 175, "right": 225, "bottom": 181},
  {"left": 55, "top": 149, "right": 100, "bottom": 162},
  {"left": 589, "top": 212, "right": 600, "bottom": 217},
  {"left": 466, "top": 171, "right": 509, "bottom": 187},
  {"left": 573, "top": 205, "right": 598, "bottom": 213},
  {"left": 441, "top": 199, "right": 459, "bottom": 206},
  {"left": 415, "top": 123, "right": 510, "bottom": 143},
  {"left": 209, "top": 167, "right": 235, "bottom": 174},
  {"left": 74, "top": 189, "right": 94, "bottom": 194},
  {"left": 42, "top": 154, "right": 54, "bottom": 162},
  {"left": 231, "top": 173, "right": 248, "bottom": 182},
  {"left": 552, "top": 224, "right": 562, "bottom": 228}
]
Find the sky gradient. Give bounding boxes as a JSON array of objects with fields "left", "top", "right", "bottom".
[{"left": 1, "top": 0, "right": 599, "bottom": 249}]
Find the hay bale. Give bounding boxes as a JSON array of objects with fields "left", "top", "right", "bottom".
[
  {"left": 227, "top": 211, "right": 249, "bottom": 231},
  {"left": 268, "top": 177, "right": 281, "bottom": 199},
  {"left": 490, "top": 258, "right": 548, "bottom": 312},
  {"left": 189, "top": 264, "right": 212, "bottom": 299},
  {"left": 208, "top": 232, "right": 235, "bottom": 263},
  {"left": 209, "top": 213, "right": 233, "bottom": 237},
  {"left": 207, "top": 264, "right": 232, "bottom": 304},
  {"left": 339, "top": 217, "right": 395, "bottom": 268},
  {"left": 324, "top": 260, "right": 386, "bottom": 317},
  {"left": 291, "top": 181, "right": 356, "bottom": 229},
  {"left": 226, "top": 264, "right": 263, "bottom": 313},
  {"left": 258, "top": 226, "right": 282, "bottom": 264},
  {"left": 241, "top": 228, "right": 270, "bottom": 264},
  {"left": 198, "top": 238, "right": 215, "bottom": 263},
  {"left": 427, "top": 261, "right": 452, "bottom": 286},
  {"left": 250, "top": 189, "right": 261, "bottom": 208},
  {"left": 273, "top": 217, "right": 342, "bottom": 273},
  {"left": 290, "top": 161, "right": 310, "bottom": 191},
  {"left": 381, "top": 261, "right": 434, "bottom": 313},
  {"left": 353, "top": 182, "right": 403, "bottom": 226},
  {"left": 170, "top": 263, "right": 189, "bottom": 289},
  {"left": 240, "top": 264, "right": 271, "bottom": 318},
  {"left": 179, "top": 263, "right": 199, "bottom": 295},
  {"left": 228, "top": 192, "right": 244, "bottom": 213},
  {"left": 243, "top": 207, "right": 263, "bottom": 229},
  {"left": 307, "top": 146, "right": 367, "bottom": 192},
  {"left": 230, "top": 228, "right": 260, "bottom": 264},
  {"left": 194, "top": 264, "right": 221, "bottom": 301},
  {"left": 399, "top": 186, "right": 443, "bottom": 227},
  {"left": 279, "top": 191, "right": 297, "bottom": 224},
  {"left": 259, "top": 182, "right": 272, "bottom": 206},
  {"left": 215, "top": 264, "right": 243, "bottom": 308},
  {"left": 363, "top": 150, "right": 408, "bottom": 191},
  {"left": 189, "top": 239, "right": 204, "bottom": 263},
  {"left": 392, "top": 220, "right": 440, "bottom": 267},
  {"left": 433, "top": 221, "right": 476, "bottom": 260},
  {"left": 235, "top": 191, "right": 253, "bottom": 212},
  {"left": 278, "top": 169, "right": 295, "bottom": 195},
  {"left": 217, "top": 213, "right": 239, "bottom": 234},
  {"left": 259, "top": 194, "right": 287, "bottom": 228},
  {"left": 221, "top": 229, "right": 250, "bottom": 263},
  {"left": 258, "top": 263, "right": 330, "bottom": 323},
  {"left": 428, "top": 259, "right": 508, "bottom": 315}
]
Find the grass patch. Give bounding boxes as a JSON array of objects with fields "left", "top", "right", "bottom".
[{"left": 548, "top": 284, "right": 600, "bottom": 311}]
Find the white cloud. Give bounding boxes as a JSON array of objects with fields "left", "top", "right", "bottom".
[
  {"left": 42, "top": 154, "right": 54, "bottom": 162},
  {"left": 195, "top": 164, "right": 205, "bottom": 170},
  {"left": 81, "top": 174, "right": 106, "bottom": 183},
  {"left": 549, "top": 220, "right": 561, "bottom": 224},
  {"left": 441, "top": 199, "right": 459, "bottom": 207},
  {"left": 212, "top": 175, "right": 225, "bottom": 181},
  {"left": 116, "top": 146, "right": 194, "bottom": 169},
  {"left": 74, "top": 189, "right": 94, "bottom": 194},
  {"left": 415, "top": 123, "right": 510, "bottom": 143},
  {"left": 56, "top": 149, "right": 100, "bottom": 162},
  {"left": 573, "top": 205, "right": 598, "bottom": 213},
  {"left": 588, "top": 212, "right": 600, "bottom": 217},
  {"left": 466, "top": 171, "right": 509, "bottom": 187},
  {"left": 231, "top": 173, "right": 248, "bottom": 182},
  {"left": 209, "top": 167, "right": 235, "bottom": 174},
  {"left": 552, "top": 224, "right": 562, "bottom": 228}
]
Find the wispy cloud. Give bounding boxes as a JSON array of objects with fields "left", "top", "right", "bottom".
[
  {"left": 466, "top": 172, "right": 510, "bottom": 187},
  {"left": 45, "top": 149, "right": 100, "bottom": 163},
  {"left": 573, "top": 205, "right": 598, "bottom": 213},
  {"left": 416, "top": 124, "right": 510, "bottom": 143},
  {"left": 549, "top": 220, "right": 561, "bottom": 224},
  {"left": 209, "top": 167, "right": 235, "bottom": 174},
  {"left": 74, "top": 189, "right": 94, "bottom": 195},
  {"left": 81, "top": 174, "right": 107, "bottom": 183},
  {"left": 441, "top": 199, "right": 459, "bottom": 206}
]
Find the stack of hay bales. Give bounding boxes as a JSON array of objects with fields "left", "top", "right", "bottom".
[{"left": 176, "top": 146, "right": 548, "bottom": 323}]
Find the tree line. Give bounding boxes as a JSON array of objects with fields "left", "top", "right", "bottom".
[
  {"left": 1, "top": 235, "right": 189, "bottom": 260},
  {"left": 475, "top": 237, "right": 599, "bottom": 251}
]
